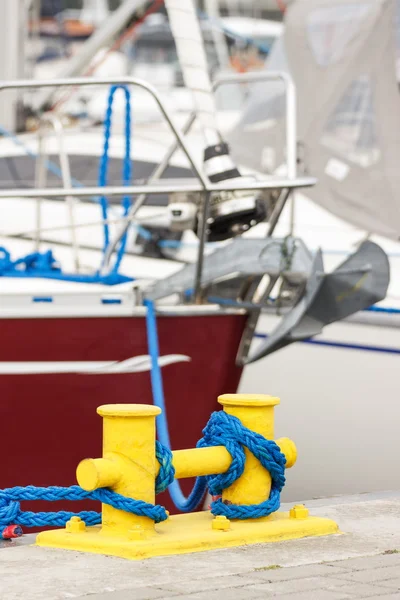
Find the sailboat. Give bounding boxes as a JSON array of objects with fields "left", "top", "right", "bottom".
[{"left": 0, "top": 0, "right": 393, "bottom": 525}]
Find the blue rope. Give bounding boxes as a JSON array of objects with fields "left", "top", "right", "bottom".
[
  {"left": 198, "top": 411, "right": 286, "bottom": 519},
  {"left": 144, "top": 298, "right": 208, "bottom": 512},
  {"left": 0, "top": 247, "right": 61, "bottom": 276},
  {"left": 144, "top": 298, "right": 286, "bottom": 518},
  {"left": 365, "top": 306, "right": 400, "bottom": 315},
  {"left": 0, "top": 246, "right": 132, "bottom": 285},
  {"left": 155, "top": 440, "right": 175, "bottom": 493},
  {"left": 0, "top": 442, "right": 174, "bottom": 536},
  {"left": 98, "top": 84, "right": 132, "bottom": 269}
]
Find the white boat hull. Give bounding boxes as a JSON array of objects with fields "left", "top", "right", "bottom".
[{"left": 240, "top": 313, "right": 400, "bottom": 502}]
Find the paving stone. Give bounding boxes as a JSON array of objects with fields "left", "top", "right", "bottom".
[
  {"left": 3, "top": 493, "right": 400, "bottom": 600},
  {"left": 164, "top": 574, "right": 259, "bottom": 594},
  {"left": 327, "top": 553, "right": 400, "bottom": 572},
  {"left": 331, "top": 565, "right": 400, "bottom": 584},
  {"left": 245, "top": 575, "right": 352, "bottom": 595},
  {"left": 84, "top": 588, "right": 179, "bottom": 600},
  {"left": 248, "top": 590, "right": 352, "bottom": 600},
  {"left": 173, "top": 589, "right": 264, "bottom": 600},
  {"left": 359, "top": 596, "right": 400, "bottom": 600},
  {"left": 379, "top": 578, "right": 400, "bottom": 591},
  {"left": 238, "top": 563, "right": 349, "bottom": 582},
  {"left": 326, "top": 582, "right": 397, "bottom": 598}
]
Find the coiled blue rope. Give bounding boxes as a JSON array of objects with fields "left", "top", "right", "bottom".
[
  {"left": 0, "top": 245, "right": 132, "bottom": 285},
  {"left": 0, "top": 441, "right": 174, "bottom": 535},
  {"left": 98, "top": 84, "right": 132, "bottom": 271},
  {"left": 0, "top": 247, "right": 61, "bottom": 276}
]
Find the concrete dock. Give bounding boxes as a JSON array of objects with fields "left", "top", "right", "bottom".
[{"left": 2, "top": 491, "right": 400, "bottom": 600}]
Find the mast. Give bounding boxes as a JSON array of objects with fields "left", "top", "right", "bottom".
[{"left": 0, "top": 0, "right": 26, "bottom": 132}]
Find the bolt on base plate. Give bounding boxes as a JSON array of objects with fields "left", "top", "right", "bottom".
[{"left": 36, "top": 509, "right": 340, "bottom": 560}]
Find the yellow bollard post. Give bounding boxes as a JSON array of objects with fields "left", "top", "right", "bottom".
[
  {"left": 218, "top": 394, "right": 280, "bottom": 507},
  {"left": 37, "top": 395, "right": 339, "bottom": 560},
  {"left": 76, "top": 404, "right": 161, "bottom": 535}
]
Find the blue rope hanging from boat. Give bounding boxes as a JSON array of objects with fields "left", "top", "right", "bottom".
[
  {"left": 143, "top": 298, "right": 208, "bottom": 512},
  {"left": 98, "top": 84, "right": 133, "bottom": 273},
  {"left": 143, "top": 297, "right": 287, "bottom": 515}
]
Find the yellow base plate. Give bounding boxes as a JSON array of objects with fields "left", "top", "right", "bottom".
[{"left": 36, "top": 510, "right": 339, "bottom": 560}]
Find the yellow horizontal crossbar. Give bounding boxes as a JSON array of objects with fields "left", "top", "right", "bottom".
[{"left": 167, "top": 437, "right": 297, "bottom": 480}]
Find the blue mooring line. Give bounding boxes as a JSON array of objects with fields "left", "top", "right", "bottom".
[
  {"left": 144, "top": 298, "right": 208, "bottom": 512},
  {"left": 254, "top": 333, "right": 400, "bottom": 355},
  {"left": 365, "top": 306, "right": 400, "bottom": 315}
]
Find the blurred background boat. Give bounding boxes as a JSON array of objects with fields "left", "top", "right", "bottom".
[{"left": 0, "top": 0, "right": 398, "bottom": 514}]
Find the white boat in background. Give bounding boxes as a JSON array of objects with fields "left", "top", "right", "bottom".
[{"left": 0, "top": 0, "right": 398, "bottom": 511}]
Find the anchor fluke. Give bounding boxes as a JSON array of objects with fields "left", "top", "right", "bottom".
[{"left": 245, "top": 241, "right": 390, "bottom": 363}]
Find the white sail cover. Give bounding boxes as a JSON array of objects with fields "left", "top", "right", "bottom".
[{"left": 226, "top": 0, "right": 400, "bottom": 240}]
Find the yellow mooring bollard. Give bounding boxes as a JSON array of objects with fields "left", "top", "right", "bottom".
[{"left": 37, "top": 394, "right": 339, "bottom": 559}]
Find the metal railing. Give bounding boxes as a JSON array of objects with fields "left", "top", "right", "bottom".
[
  {"left": 34, "top": 113, "right": 80, "bottom": 270},
  {"left": 0, "top": 75, "right": 315, "bottom": 300}
]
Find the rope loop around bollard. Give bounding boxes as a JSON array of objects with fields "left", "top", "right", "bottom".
[
  {"left": 155, "top": 441, "right": 175, "bottom": 493},
  {"left": 198, "top": 411, "right": 287, "bottom": 520}
]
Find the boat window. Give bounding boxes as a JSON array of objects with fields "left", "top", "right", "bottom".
[
  {"left": 306, "top": 3, "right": 372, "bottom": 67},
  {"left": 321, "top": 75, "right": 380, "bottom": 168}
]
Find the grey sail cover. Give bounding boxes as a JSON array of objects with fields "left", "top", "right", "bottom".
[{"left": 226, "top": 0, "right": 400, "bottom": 241}]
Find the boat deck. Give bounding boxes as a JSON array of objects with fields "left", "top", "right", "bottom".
[{"left": 2, "top": 491, "right": 400, "bottom": 599}]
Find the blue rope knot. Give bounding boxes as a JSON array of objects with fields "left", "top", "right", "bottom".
[{"left": 198, "top": 411, "right": 286, "bottom": 519}]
